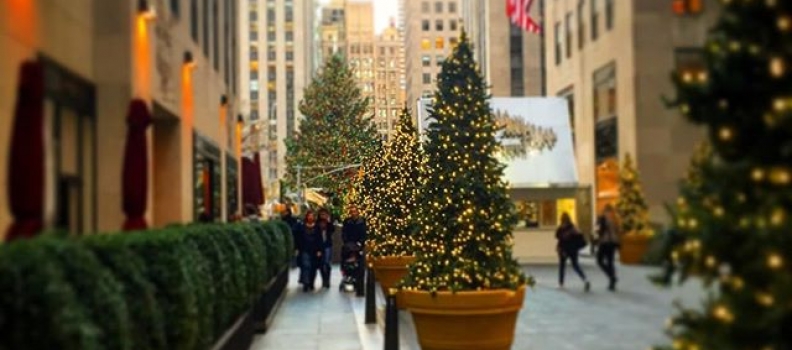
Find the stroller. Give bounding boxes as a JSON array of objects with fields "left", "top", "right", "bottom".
[{"left": 339, "top": 241, "right": 363, "bottom": 293}]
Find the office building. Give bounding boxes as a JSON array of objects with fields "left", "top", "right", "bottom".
[{"left": 373, "top": 20, "right": 406, "bottom": 139}]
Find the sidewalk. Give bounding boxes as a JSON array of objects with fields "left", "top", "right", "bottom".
[
  {"left": 253, "top": 259, "right": 705, "bottom": 350},
  {"left": 249, "top": 268, "right": 381, "bottom": 350}
]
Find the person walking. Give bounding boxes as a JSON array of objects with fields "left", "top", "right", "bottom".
[
  {"left": 597, "top": 205, "right": 620, "bottom": 291},
  {"left": 295, "top": 210, "right": 322, "bottom": 292},
  {"left": 317, "top": 208, "right": 335, "bottom": 289},
  {"left": 556, "top": 212, "right": 590, "bottom": 292},
  {"left": 342, "top": 205, "right": 367, "bottom": 292},
  {"left": 280, "top": 206, "right": 300, "bottom": 268}
]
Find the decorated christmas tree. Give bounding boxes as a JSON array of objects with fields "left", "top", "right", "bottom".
[
  {"left": 351, "top": 141, "right": 384, "bottom": 230},
  {"left": 616, "top": 153, "right": 652, "bottom": 236},
  {"left": 368, "top": 108, "right": 424, "bottom": 258},
  {"left": 400, "top": 31, "right": 529, "bottom": 293},
  {"left": 285, "top": 55, "right": 380, "bottom": 209},
  {"left": 656, "top": 2, "right": 792, "bottom": 349}
]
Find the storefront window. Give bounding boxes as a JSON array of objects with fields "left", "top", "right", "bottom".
[
  {"left": 194, "top": 133, "right": 222, "bottom": 221},
  {"left": 514, "top": 198, "right": 577, "bottom": 229},
  {"left": 227, "top": 155, "right": 239, "bottom": 218}
]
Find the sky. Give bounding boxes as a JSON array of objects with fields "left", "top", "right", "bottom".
[{"left": 318, "top": 0, "right": 400, "bottom": 35}]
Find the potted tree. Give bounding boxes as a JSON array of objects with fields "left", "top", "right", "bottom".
[
  {"left": 366, "top": 109, "right": 423, "bottom": 308},
  {"left": 615, "top": 153, "right": 654, "bottom": 264},
  {"left": 399, "top": 31, "right": 532, "bottom": 350}
]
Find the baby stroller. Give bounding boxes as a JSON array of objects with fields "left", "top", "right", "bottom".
[{"left": 339, "top": 242, "right": 363, "bottom": 293}]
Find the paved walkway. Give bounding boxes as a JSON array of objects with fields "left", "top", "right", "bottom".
[{"left": 252, "top": 259, "right": 705, "bottom": 350}]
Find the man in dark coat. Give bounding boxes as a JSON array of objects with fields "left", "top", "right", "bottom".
[
  {"left": 342, "top": 205, "right": 367, "bottom": 292},
  {"left": 281, "top": 207, "right": 300, "bottom": 267}
]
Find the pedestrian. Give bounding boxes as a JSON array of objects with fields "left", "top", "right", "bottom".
[
  {"left": 317, "top": 208, "right": 335, "bottom": 289},
  {"left": 556, "top": 212, "right": 590, "bottom": 292},
  {"left": 597, "top": 205, "right": 620, "bottom": 291},
  {"left": 295, "top": 210, "right": 322, "bottom": 292},
  {"left": 342, "top": 205, "right": 367, "bottom": 291},
  {"left": 280, "top": 206, "right": 300, "bottom": 268}
]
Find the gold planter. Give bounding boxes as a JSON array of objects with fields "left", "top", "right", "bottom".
[
  {"left": 370, "top": 255, "right": 416, "bottom": 309},
  {"left": 619, "top": 233, "right": 651, "bottom": 265},
  {"left": 401, "top": 286, "right": 526, "bottom": 350}
]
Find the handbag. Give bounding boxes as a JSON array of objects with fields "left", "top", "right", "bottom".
[{"left": 571, "top": 231, "right": 587, "bottom": 251}]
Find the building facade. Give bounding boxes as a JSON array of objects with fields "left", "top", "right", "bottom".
[
  {"left": 544, "top": 0, "right": 718, "bottom": 222},
  {"left": 402, "top": 0, "right": 462, "bottom": 111},
  {"left": 239, "top": 0, "right": 315, "bottom": 204},
  {"left": 0, "top": 0, "right": 241, "bottom": 238},
  {"left": 319, "top": 0, "right": 346, "bottom": 60},
  {"left": 373, "top": 21, "right": 406, "bottom": 139},
  {"left": 462, "top": 0, "right": 544, "bottom": 97},
  {"left": 344, "top": 1, "right": 376, "bottom": 109}
]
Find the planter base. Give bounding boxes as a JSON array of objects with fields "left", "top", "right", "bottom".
[
  {"left": 370, "top": 256, "right": 415, "bottom": 309},
  {"left": 619, "top": 234, "right": 650, "bottom": 265},
  {"left": 402, "top": 286, "right": 526, "bottom": 350}
]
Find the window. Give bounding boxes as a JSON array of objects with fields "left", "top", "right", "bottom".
[
  {"left": 250, "top": 11, "right": 258, "bottom": 21},
  {"left": 203, "top": 0, "right": 209, "bottom": 56},
  {"left": 286, "top": 50, "right": 294, "bottom": 61},
  {"left": 554, "top": 21, "right": 562, "bottom": 65},
  {"left": 267, "top": 29, "right": 275, "bottom": 41},
  {"left": 213, "top": 0, "right": 219, "bottom": 71},
  {"left": 577, "top": 1, "right": 585, "bottom": 50},
  {"left": 250, "top": 90, "right": 259, "bottom": 101},
  {"left": 591, "top": 0, "right": 599, "bottom": 41},
  {"left": 251, "top": 109, "right": 259, "bottom": 121},
  {"left": 450, "top": 19, "right": 458, "bottom": 31},
  {"left": 421, "top": 39, "right": 431, "bottom": 50},
  {"left": 565, "top": 13, "right": 573, "bottom": 59},
  {"left": 436, "top": 19, "right": 444, "bottom": 31},
  {"left": 422, "top": 55, "right": 431, "bottom": 67},
  {"left": 250, "top": 70, "right": 259, "bottom": 79},
  {"left": 250, "top": 30, "right": 258, "bottom": 41},
  {"left": 509, "top": 24, "right": 524, "bottom": 96},
  {"left": 422, "top": 1, "right": 430, "bottom": 12},
  {"left": 436, "top": 37, "right": 445, "bottom": 49},
  {"left": 435, "top": 1, "right": 443, "bottom": 13},
  {"left": 436, "top": 55, "right": 445, "bottom": 64},
  {"left": 286, "top": 30, "right": 293, "bottom": 41},
  {"left": 250, "top": 49, "right": 259, "bottom": 60},
  {"left": 672, "top": 0, "right": 703, "bottom": 15},
  {"left": 449, "top": 1, "right": 457, "bottom": 13},
  {"left": 593, "top": 63, "right": 617, "bottom": 123},
  {"left": 191, "top": 0, "right": 198, "bottom": 41},
  {"left": 267, "top": 8, "right": 275, "bottom": 22},
  {"left": 267, "top": 46, "right": 276, "bottom": 60},
  {"left": 285, "top": 0, "right": 294, "bottom": 21},
  {"left": 558, "top": 86, "right": 575, "bottom": 146},
  {"left": 423, "top": 73, "right": 432, "bottom": 84},
  {"left": 171, "top": 0, "right": 180, "bottom": 17},
  {"left": 449, "top": 37, "right": 457, "bottom": 47},
  {"left": 422, "top": 20, "right": 430, "bottom": 31},
  {"left": 605, "top": 0, "right": 614, "bottom": 30},
  {"left": 250, "top": 80, "right": 260, "bottom": 91},
  {"left": 675, "top": 48, "right": 706, "bottom": 83}
]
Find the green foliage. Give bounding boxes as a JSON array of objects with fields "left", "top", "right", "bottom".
[
  {"left": 38, "top": 238, "right": 132, "bottom": 350},
  {"left": 616, "top": 153, "right": 652, "bottom": 235},
  {"left": 0, "top": 240, "right": 101, "bottom": 350},
  {"left": 401, "top": 32, "right": 529, "bottom": 293},
  {"left": 366, "top": 109, "right": 424, "bottom": 258},
  {"left": 285, "top": 54, "right": 380, "bottom": 207},
  {"left": 83, "top": 234, "right": 167, "bottom": 350},
  {"left": 657, "top": 2, "right": 792, "bottom": 349},
  {"left": 271, "top": 220, "right": 295, "bottom": 266}
]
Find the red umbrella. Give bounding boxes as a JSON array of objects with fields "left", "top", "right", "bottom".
[
  {"left": 252, "top": 152, "right": 265, "bottom": 206},
  {"left": 5, "top": 60, "right": 45, "bottom": 241},
  {"left": 122, "top": 99, "right": 152, "bottom": 231}
]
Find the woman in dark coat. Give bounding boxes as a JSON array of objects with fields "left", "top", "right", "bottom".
[
  {"left": 295, "top": 210, "right": 322, "bottom": 292},
  {"left": 556, "top": 212, "right": 590, "bottom": 292},
  {"left": 317, "top": 208, "right": 335, "bottom": 289}
]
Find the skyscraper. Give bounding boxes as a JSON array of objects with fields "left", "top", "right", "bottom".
[
  {"left": 401, "top": 0, "right": 462, "bottom": 113},
  {"left": 239, "top": 0, "right": 315, "bottom": 204},
  {"left": 374, "top": 20, "right": 406, "bottom": 140},
  {"left": 344, "top": 1, "right": 376, "bottom": 109}
]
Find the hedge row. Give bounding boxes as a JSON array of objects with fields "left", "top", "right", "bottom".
[{"left": 0, "top": 221, "right": 293, "bottom": 350}]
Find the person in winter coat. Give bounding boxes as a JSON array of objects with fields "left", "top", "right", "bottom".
[
  {"left": 342, "top": 206, "right": 367, "bottom": 247},
  {"left": 597, "top": 205, "right": 620, "bottom": 291},
  {"left": 295, "top": 210, "right": 322, "bottom": 292},
  {"left": 556, "top": 212, "right": 590, "bottom": 292},
  {"left": 281, "top": 207, "right": 300, "bottom": 267},
  {"left": 317, "top": 208, "right": 335, "bottom": 289}
]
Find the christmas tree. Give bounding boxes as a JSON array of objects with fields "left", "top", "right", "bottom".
[
  {"left": 657, "top": 2, "right": 792, "bottom": 349},
  {"left": 368, "top": 108, "right": 424, "bottom": 258},
  {"left": 400, "top": 31, "right": 529, "bottom": 293},
  {"left": 616, "top": 153, "right": 652, "bottom": 236},
  {"left": 285, "top": 54, "right": 380, "bottom": 208},
  {"left": 352, "top": 141, "right": 384, "bottom": 232}
]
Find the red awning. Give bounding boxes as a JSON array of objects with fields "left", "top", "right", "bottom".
[
  {"left": 121, "top": 99, "right": 152, "bottom": 231},
  {"left": 5, "top": 61, "right": 45, "bottom": 241}
]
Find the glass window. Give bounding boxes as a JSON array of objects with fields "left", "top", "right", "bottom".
[
  {"left": 435, "top": 1, "right": 443, "bottom": 13},
  {"left": 449, "top": 37, "right": 458, "bottom": 47},
  {"left": 593, "top": 62, "right": 618, "bottom": 163},
  {"left": 202, "top": 0, "right": 209, "bottom": 56},
  {"left": 171, "top": 0, "right": 180, "bottom": 17},
  {"left": 436, "top": 55, "right": 445, "bottom": 64},
  {"left": 421, "top": 38, "right": 431, "bottom": 50},
  {"left": 436, "top": 19, "right": 444, "bottom": 31},
  {"left": 591, "top": 0, "right": 599, "bottom": 41},
  {"left": 565, "top": 12, "right": 572, "bottom": 58},
  {"left": 286, "top": 30, "right": 293, "bottom": 41},
  {"left": 250, "top": 10, "right": 258, "bottom": 21},
  {"left": 422, "top": 55, "right": 431, "bottom": 67},
  {"left": 423, "top": 73, "right": 432, "bottom": 84},
  {"left": 578, "top": 1, "right": 585, "bottom": 50},
  {"left": 449, "top": 1, "right": 457, "bottom": 13},
  {"left": 605, "top": 0, "right": 614, "bottom": 30},
  {"left": 422, "top": 1, "right": 430, "bottom": 12},
  {"left": 436, "top": 37, "right": 444, "bottom": 49},
  {"left": 554, "top": 22, "right": 562, "bottom": 65},
  {"left": 267, "top": 8, "right": 275, "bottom": 22},
  {"left": 422, "top": 20, "right": 430, "bottom": 31},
  {"left": 449, "top": 19, "right": 458, "bottom": 31},
  {"left": 191, "top": 0, "right": 198, "bottom": 42}
]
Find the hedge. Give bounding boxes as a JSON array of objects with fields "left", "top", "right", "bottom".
[{"left": 0, "top": 221, "right": 293, "bottom": 350}]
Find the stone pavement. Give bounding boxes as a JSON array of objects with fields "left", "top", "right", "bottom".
[{"left": 252, "top": 258, "right": 705, "bottom": 350}]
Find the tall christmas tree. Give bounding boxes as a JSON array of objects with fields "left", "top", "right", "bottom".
[
  {"left": 285, "top": 55, "right": 380, "bottom": 208},
  {"left": 352, "top": 141, "right": 385, "bottom": 230},
  {"left": 616, "top": 153, "right": 652, "bottom": 235},
  {"left": 369, "top": 108, "right": 424, "bottom": 258},
  {"left": 657, "top": 2, "right": 792, "bottom": 349},
  {"left": 400, "top": 31, "right": 529, "bottom": 293}
]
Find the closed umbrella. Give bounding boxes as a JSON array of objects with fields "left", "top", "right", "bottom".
[
  {"left": 122, "top": 99, "right": 152, "bottom": 231},
  {"left": 5, "top": 61, "right": 45, "bottom": 241}
]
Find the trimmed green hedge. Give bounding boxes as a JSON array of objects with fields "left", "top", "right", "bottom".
[{"left": 0, "top": 221, "right": 293, "bottom": 350}]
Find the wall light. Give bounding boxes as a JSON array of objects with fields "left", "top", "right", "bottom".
[
  {"left": 183, "top": 51, "right": 196, "bottom": 70},
  {"left": 137, "top": 0, "right": 156, "bottom": 20},
  {"left": 221, "top": 95, "right": 229, "bottom": 106}
]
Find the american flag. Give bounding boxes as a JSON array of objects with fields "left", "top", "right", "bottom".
[{"left": 506, "top": 0, "right": 542, "bottom": 34}]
